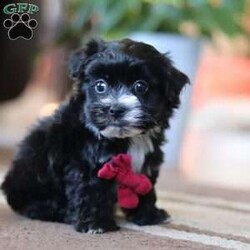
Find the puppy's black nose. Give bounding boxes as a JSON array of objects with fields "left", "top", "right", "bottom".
[{"left": 109, "top": 105, "right": 126, "bottom": 119}]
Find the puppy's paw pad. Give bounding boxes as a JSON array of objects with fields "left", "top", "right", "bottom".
[
  {"left": 129, "top": 208, "right": 171, "bottom": 226},
  {"left": 75, "top": 222, "right": 89, "bottom": 233},
  {"left": 87, "top": 228, "right": 105, "bottom": 234},
  {"left": 75, "top": 220, "right": 119, "bottom": 233}
]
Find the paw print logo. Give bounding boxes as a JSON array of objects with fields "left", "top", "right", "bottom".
[{"left": 3, "top": 13, "right": 38, "bottom": 40}]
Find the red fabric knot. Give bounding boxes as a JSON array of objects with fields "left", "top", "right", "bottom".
[{"left": 97, "top": 153, "right": 152, "bottom": 208}]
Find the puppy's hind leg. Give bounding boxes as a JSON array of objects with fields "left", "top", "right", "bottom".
[
  {"left": 21, "top": 200, "right": 66, "bottom": 222},
  {"left": 1, "top": 163, "right": 66, "bottom": 223},
  {"left": 2, "top": 181, "right": 66, "bottom": 222}
]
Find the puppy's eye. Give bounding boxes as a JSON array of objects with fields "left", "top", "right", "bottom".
[
  {"left": 94, "top": 79, "right": 107, "bottom": 94},
  {"left": 133, "top": 80, "right": 148, "bottom": 95}
]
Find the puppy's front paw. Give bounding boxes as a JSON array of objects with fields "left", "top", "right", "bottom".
[
  {"left": 128, "top": 208, "right": 171, "bottom": 226},
  {"left": 75, "top": 219, "right": 119, "bottom": 234}
]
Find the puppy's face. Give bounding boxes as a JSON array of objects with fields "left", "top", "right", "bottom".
[
  {"left": 83, "top": 59, "right": 165, "bottom": 138},
  {"left": 69, "top": 39, "right": 189, "bottom": 138}
]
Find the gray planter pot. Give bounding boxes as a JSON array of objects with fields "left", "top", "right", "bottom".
[{"left": 129, "top": 32, "right": 203, "bottom": 168}]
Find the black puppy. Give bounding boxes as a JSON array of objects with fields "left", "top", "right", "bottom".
[{"left": 1, "top": 39, "right": 189, "bottom": 233}]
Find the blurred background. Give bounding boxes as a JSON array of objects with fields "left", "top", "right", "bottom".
[{"left": 0, "top": 0, "right": 249, "bottom": 190}]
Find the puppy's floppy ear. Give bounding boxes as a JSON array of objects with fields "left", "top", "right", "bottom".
[
  {"left": 68, "top": 38, "right": 105, "bottom": 81},
  {"left": 68, "top": 50, "right": 84, "bottom": 80},
  {"left": 168, "top": 65, "right": 190, "bottom": 96}
]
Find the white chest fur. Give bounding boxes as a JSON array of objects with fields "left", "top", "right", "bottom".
[{"left": 127, "top": 134, "right": 154, "bottom": 173}]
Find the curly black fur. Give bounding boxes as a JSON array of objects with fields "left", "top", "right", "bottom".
[{"left": 1, "top": 38, "right": 189, "bottom": 233}]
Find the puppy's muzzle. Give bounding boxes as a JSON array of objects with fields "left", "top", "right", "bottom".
[{"left": 109, "top": 105, "right": 127, "bottom": 119}]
